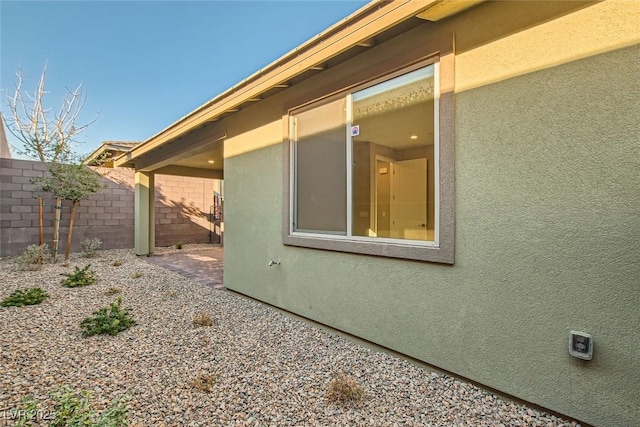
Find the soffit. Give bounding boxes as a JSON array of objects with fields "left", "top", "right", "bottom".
[
  {"left": 416, "top": 0, "right": 485, "bottom": 21},
  {"left": 115, "top": 0, "right": 482, "bottom": 170}
]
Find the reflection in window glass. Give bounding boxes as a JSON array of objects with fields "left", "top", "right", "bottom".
[{"left": 351, "top": 66, "right": 435, "bottom": 241}]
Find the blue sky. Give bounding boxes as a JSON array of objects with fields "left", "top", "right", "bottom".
[{"left": 1, "top": 0, "right": 368, "bottom": 158}]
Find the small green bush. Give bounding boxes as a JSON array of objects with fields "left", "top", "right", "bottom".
[
  {"left": 176, "top": 242, "right": 183, "bottom": 249},
  {"left": 12, "top": 387, "right": 129, "bottom": 427},
  {"left": 80, "top": 297, "right": 135, "bottom": 337},
  {"left": 81, "top": 238, "right": 102, "bottom": 258},
  {"left": 1, "top": 287, "right": 49, "bottom": 307},
  {"left": 16, "top": 244, "right": 49, "bottom": 270},
  {"left": 61, "top": 265, "right": 96, "bottom": 288}
]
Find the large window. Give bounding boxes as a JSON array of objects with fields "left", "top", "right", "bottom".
[{"left": 285, "top": 59, "right": 454, "bottom": 263}]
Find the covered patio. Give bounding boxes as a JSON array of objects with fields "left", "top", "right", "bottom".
[{"left": 115, "top": 125, "right": 225, "bottom": 256}]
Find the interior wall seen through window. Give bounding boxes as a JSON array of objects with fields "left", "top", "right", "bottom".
[{"left": 351, "top": 66, "right": 435, "bottom": 242}]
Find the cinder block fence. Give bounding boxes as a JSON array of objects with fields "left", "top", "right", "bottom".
[{"left": 0, "top": 158, "right": 216, "bottom": 256}]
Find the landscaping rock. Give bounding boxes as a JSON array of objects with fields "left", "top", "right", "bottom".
[{"left": 0, "top": 247, "right": 578, "bottom": 426}]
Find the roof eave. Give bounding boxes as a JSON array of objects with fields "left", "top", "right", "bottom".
[{"left": 115, "top": 0, "right": 482, "bottom": 169}]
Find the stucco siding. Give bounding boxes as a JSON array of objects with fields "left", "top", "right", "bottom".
[
  {"left": 222, "top": 2, "right": 640, "bottom": 426},
  {"left": 453, "top": 43, "right": 640, "bottom": 424}
]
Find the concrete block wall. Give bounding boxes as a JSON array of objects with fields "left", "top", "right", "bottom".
[
  {"left": 154, "top": 175, "right": 215, "bottom": 247},
  {"left": 0, "top": 158, "right": 216, "bottom": 256}
]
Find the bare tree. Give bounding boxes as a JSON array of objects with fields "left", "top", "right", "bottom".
[
  {"left": 4, "top": 63, "right": 98, "bottom": 255},
  {"left": 5, "top": 64, "right": 98, "bottom": 162}
]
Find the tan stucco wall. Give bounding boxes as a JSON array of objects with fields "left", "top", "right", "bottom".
[{"left": 221, "top": 2, "right": 640, "bottom": 425}]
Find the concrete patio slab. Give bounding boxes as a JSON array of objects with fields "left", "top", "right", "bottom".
[{"left": 142, "top": 245, "right": 224, "bottom": 289}]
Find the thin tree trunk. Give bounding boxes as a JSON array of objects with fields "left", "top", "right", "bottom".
[
  {"left": 65, "top": 200, "right": 77, "bottom": 260},
  {"left": 52, "top": 196, "right": 62, "bottom": 263},
  {"left": 38, "top": 197, "right": 44, "bottom": 246}
]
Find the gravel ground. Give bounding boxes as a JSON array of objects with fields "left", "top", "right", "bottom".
[{"left": 0, "top": 247, "right": 580, "bottom": 426}]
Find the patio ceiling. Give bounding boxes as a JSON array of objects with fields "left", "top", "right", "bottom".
[{"left": 126, "top": 123, "right": 225, "bottom": 178}]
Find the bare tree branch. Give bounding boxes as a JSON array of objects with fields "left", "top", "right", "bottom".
[{"left": 4, "top": 64, "right": 99, "bottom": 163}]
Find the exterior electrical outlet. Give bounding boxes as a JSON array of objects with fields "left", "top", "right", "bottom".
[{"left": 569, "top": 331, "right": 593, "bottom": 360}]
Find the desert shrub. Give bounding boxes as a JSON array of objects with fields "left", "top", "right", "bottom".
[
  {"left": 80, "top": 297, "right": 135, "bottom": 337},
  {"left": 81, "top": 238, "right": 102, "bottom": 258},
  {"left": 111, "top": 260, "right": 123, "bottom": 267},
  {"left": 12, "top": 387, "right": 128, "bottom": 427},
  {"left": 16, "top": 244, "right": 49, "bottom": 270},
  {"left": 61, "top": 265, "right": 96, "bottom": 288},
  {"left": 104, "top": 287, "right": 121, "bottom": 296},
  {"left": 1, "top": 287, "right": 49, "bottom": 307},
  {"left": 188, "top": 373, "right": 217, "bottom": 393},
  {"left": 11, "top": 395, "right": 41, "bottom": 426},
  {"left": 131, "top": 271, "right": 144, "bottom": 279},
  {"left": 192, "top": 312, "right": 214, "bottom": 327},
  {"left": 326, "top": 373, "right": 365, "bottom": 404},
  {"left": 175, "top": 242, "right": 183, "bottom": 249}
]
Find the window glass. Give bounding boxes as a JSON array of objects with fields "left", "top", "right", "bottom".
[
  {"left": 294, "top": 98, "right": 347, "bottom": 234},
  {"left": 351, "top": 66, "right": 436, "bottom": 241},
  {"left": 286, "top": 57, "right": 454, "bottom": 263}
]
